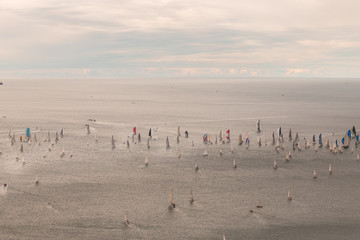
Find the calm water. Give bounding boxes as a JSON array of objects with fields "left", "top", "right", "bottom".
[{"left": 0, "top": 78, "right": 360, "bottom": 239}]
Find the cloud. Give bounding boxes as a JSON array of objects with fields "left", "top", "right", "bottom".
[{"left": 1, "top": 0, "right": 360, "bottom": 78}]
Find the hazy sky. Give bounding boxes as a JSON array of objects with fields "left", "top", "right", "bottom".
[{"left": 1, "top": 0, "right": 360, "bottom": 78}]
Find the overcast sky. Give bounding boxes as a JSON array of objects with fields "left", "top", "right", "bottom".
[{"left": 1, "top": 0, "right": 359, "bottom": 78}]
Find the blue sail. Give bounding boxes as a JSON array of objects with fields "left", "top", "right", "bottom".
[
  {"left": 319, "top": 133, "right": 322, "bottom": 144},
  {"left": 26, "top": 128, "right": 31, "bottom": 138},
  {"left": 347, "top": 130, "right": 351, "bottom": 138},
  {"left": 342, "top": 137, "right": 344, "bottom": 144},
  {"left": 335, "top": 139, "right": 338, "bottom": 147},
  {"left": 356, "top": 135, "right": 359, "bottom": 142}
]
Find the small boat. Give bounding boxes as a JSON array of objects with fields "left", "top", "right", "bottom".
[
  {"left": 238, "top": 134, "right": 243, "bottom": 145},
  {"left": 147, "top": 138, "right": 150, "bottom": 148},
  {"left": 329, "top": 162, "right": 332, "bottom": 175},
  {"left": 195, "top": 162, "right": 199, "bottom": 172},
  {"left": 233, "top": 159, "right": 237, "bottom": 168},
  {"left": 60, "top": 128, "right": 64, "bottom": 138},
  {"left": 258, "top": 137, "right": 261, "bottom": 147},
  {"left": 273, "top": 159, "right": 278, "bottom": 169},
  {"left": 35, "top": 175, "right": 39, "bottom": 185},
  {"left": 319, "top": 134, "right": 323, "bottom": 147},
  {"left": 189, "top": 190, "right": 194, "bottom": 203},
  {"left": 289, "top": 129, "right": 292, "bottom": 141},
  {"left": 111, "top": 136, "right": 116, "bottom": 149},
  {"left": 145, "top": 156, "right": 149, "bottom": 166},
  {"left": 203, "top": 150, "right": 208, "bottom": 157},
  {"left": 124, "top": 215, "right": 130, "bottom": 225},
  {"left": 166, "top": 136, "right": 170, "bottom": 149},
  {"left": 168, "top": 188, "right": 175, "bottom": 208},
  {"left": 256, "top": 120, "right": 261, "bottom": 132},
  {"left": 313, "top": 168, "right": 317, "bottom": 178},
  {"left": 287, "top": 189, "right": 292, "bottom": 201},
  {"left": 285, "top": 152, "right": 290, "bottom": 161},
  {"left": 343, "top": 134, "right": 350, "bottom": 148}
]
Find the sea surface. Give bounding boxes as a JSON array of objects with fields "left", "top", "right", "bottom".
[{"left": 0, "top": 78, "right": 360, "bottom": 239}]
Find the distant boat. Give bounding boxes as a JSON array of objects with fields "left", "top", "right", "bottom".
[
  {"left": 238, "top": 134, "right": 243, "bottom": 145},
  {"left": 166, "top": 136, "right": 170, "bottom": 149},
  {"left": 285, "top": 152, "right": 290, "bottom": 161},
  {"left": 343, "top": 134, "right": 350, "bottom": 148},
  {"left": 26, "top": 128, "right": 31, "bottom": 138},
  {"left": 145, "top": 156, "right": 149, "bottom": 166},
  {"left": 60, "top": 128, "right": 64, "bottom": 138},
  {"left": 219, "top": 145, "right": 223, "bottom": 156},
  {"left": 272, "top": 132, "right": 275, "bottom": 145},
  {"left": 19, "top": 144, "right": 23, "bottom": 153},
  {"left": 35, "top": 175, "right": 39, "bottom": 185},
  {"left": 189, "top": 190, "right": 194, "bottom": 203},
  {"left": 313, "top": 168, "right": 317, "bottom": 178},
  {"left": 60, "top": 145, "right": 65, "bottom": 158},
  {"left": 111, "top": 136, "right": 116, "bottom": 149},
  {"left": 256, "top": 120, "right": 261, "bottom": 132},
  {"left": 233, "top": 159, "right": 237, "bottom": 168},
  {"left": 273, "top": 159, "right": 278, "bottom": 169},
  {"left": 124, "top": 215, "right": 130, "bottom": 225},
  {"left": 195, "top": 162, "right": 199, "bottom": 172},
  {"left": 149, "top": 128, "right": 152, "bottom": 138},
  {"left": 288, "top": 189, "right": 292, "bottom": 201},
  {"left": 168, "top": 188, "right": 175, "bottom": 208},
  {"left": 312, "top": 135, "right": 316, "bottom": 145},
  {"left": 177, "top": 135, "right": 180, "bottom": 144},
  {"left": 0, "top": 82, "right": 3, "bottom": 85},
  {"left": 329, "top": 162, "right": 332, "bottom": 175},
  {"left": 258, "top": 137, "right": 261, "bottom": 147},
  {"left": 203, "top": 150, "right": 208, "bottom": 157},
  {"left": 126, "top": 139, "right": 130, "bottom": 148},
  {"left": 147, "top": 138, "right": 150, "bottom": 149},
  {"left": 177, "top": 126, "right": 181, "bottom": 136},
  {"left": 289, "top": 129, "right": 292, "bottom": 141},
  {"left": 357, "top": 153, "right": 359, "bottom": 161},
  {"left": 319, "top": 134, "right": 323, "bottom": 147}
]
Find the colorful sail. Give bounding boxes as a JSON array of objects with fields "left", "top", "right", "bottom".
[
  {"left": 203, "top": 134, "right": 208, "bottom": 142},
  {"left": 226, "top": 130, "right": 230, "bottom": 140},
  {"left": 133, "top": 127, "right": 136, "bottom": 135},
  {"left": 26, "top": 128, "right": 31, "bottom": 138}
]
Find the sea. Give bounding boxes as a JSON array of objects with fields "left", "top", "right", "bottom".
[{"left": 0, "top": 78, "right": 360, "bottom": 239}]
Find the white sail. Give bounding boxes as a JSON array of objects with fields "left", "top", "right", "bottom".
[
  {"left": 285, "top": 152, "right": 290, "bottom": 161},
  {"left": 273, "top": 159, "right": 277, "bottom": 169},
  {"left": 313, "top": 168, "right": 317, "bottom": 178},
  {"left": 203, "top": 150, "right": 208, "bottom": 157},
  {"left": 357, "top": 153, "right": 360, "bottom": 161},
  {"left": 223, "top": 233, "right": 226, "bottom": 240},
  {"left": 233, "top": 159, "right": 237, "bottom": 168},
  {"left": 145, "top": 156, "right": 149, "bottom": 166},
  {"left": 329, "top": 162, "right": 332, "bottom": 175},
  {"left": 190, "top": 190, "right": 194, "bottom": 203},
  {"left": 288, "top": 189, "right": 292, "bottom": 200}
]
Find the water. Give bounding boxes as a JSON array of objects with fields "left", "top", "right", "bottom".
[{"left": 0, "top": 78, "right": 360, "bottom": 239}]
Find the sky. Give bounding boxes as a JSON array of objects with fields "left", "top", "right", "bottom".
[{"left": 0, "top": 0, "right": 360, "bottom": 78}]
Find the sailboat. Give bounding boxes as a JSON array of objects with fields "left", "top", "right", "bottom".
[
  {"left": 189, "top": 190, "right": 194, "bottom": 203},
  {"left": 289, "top": 129, "right": 292, "bottom": 141},
  {"left": 126, "top": 140, "right": 130, "bottom": 148},
  {"left": 177, "top": 135, "right": 180, "bottom": 144},
  {"left": 177, "top": 126, "right": 181, "bottom": 136},
  {"left": 145, "top": 156, "right": 149, "bottom": 166},
  {"left": 168, "top": 188, "right": 175, "bottom": 208},
  {"left": 273, "top": 159, "right": 278, "bottom": 169},
  {"left": 166, "top": 137, "right": 170, "bottom": 149},
  {"left": 272, "top": 132, "right": 275, "bottom": 145},
  {"left": 313, "top": 168, "right": 317, "bottom": 178},
  {"left": 238, "top": 134, "right": 243, "bottom": 145},
  {"left": 219, "top": 145, "right": 223, "bottom": 156},
  {"left": 48, "top": 131, "right": 51, "bottom": 142},
  {"left": 19, "top": 144, "right": 24, "bottom": 153},
  {"left": 147, "top": 137, "right": 150, "bottom": 149},
  {"left": 297, "top": 141, "right": 302, "bottom": 151},
  {"left": 55, "top": 132, "right": 59, "bottom": 144},
  {"left": 35, "top": 175, "right": 39, "bottom": 185},
  {"left": 285, "top": 152, "right": 290, "bottom": 161},
  {"left": 256, "top": 120, "right": 261, "bottom": 132},
  {"left": 60, "top": 145, "right": 65, "bottom": 158},
  {"left": 223, "top": 233, "right": 226, "bottom": 240},
  {"left": 124, "top": 215, "right": 130, "bottom": 225},
  {"left": 319, "top": 134, "right": 323, "bottom": 147},
  {"left": 233, "top": 159, "right": 237, "bottom": 168},
  {"left": 203, "top": 150, "right": 208, "bottom": 157},
  {"left": 312, "top": 135, "right": 316, "bottom": 145},
  {"left": 60, "top": 128, "right": 64, "bottom": 138},
  {"left": 343, "top": 134, "right": 350, "bottom": 148},
  {"left": 95, "top": 134, "right": 98, "bottom": 143},
  {"left": 329, "top": 162, "right": 332, "bottom": 175},
  {"left": 357, "top": 153, "right": 359, "bottom": 161},
  {"left": 258, "top": 137, "right": 261, "bottom": 147},
  {"left": 287, "top": 189, "right": 292, "bottom": 201},
  {"left": 149, "top": 128, "right": 152, "bottom": 139},
  {"left": 22, "top": 156, "right": 25, "bottom": 165},
  {"left": 195, "top": 162, "right": 199, "bottom": 172},
  {"left": 111, "top": 136, "right": 116, "bottom": 149}
]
